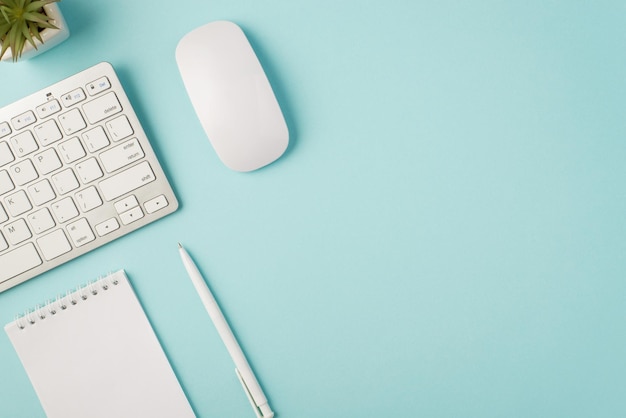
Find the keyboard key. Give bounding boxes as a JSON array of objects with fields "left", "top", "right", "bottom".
[
  {"left": 105, "top": 115, "right": 133, "bottom": 141},
  {"left": 58, "top": 137, "right": 86, "bottom": 163},
  {"left": 0, "top": 243, "right": 42, "bottom": 284},
  {"left": 61, "top": 88, "right": 86, "bottom": 107},
  {"left": 0, "top": 122, "right": 11, "bottom": 138},
  {"left": 33, "top": 148, "right": 63, "bottom": 175},
  {"left": 0, "top": 141, "right": 15, "bottom": 167},
  {"left": 95, "top": 217, "right": 119, "bottom": 236},
  {"left": 66, "top": 218, "right": 95, "bottom": 247},
  {"left": 100, "top": 138, "right": 144, "bottom": 173},
  {"left": 27, "top": 208, "right": 56, "bottom": 234},
  {"left": 86, "top": 76, "right": 111, "bottom": 96},
  {"left": 51, "top": 168, "right": 80, "bottom": 194},
  {"left": 37, "top": 229, "right": 72, "bottom": 260},
  {"left": 82, "top": 126, "right": 110, "bottom": 152},
  {"left": 75, "top": 158, "right": 103, "bottom": 184},
  {"left": 0, "top": 203, "right": 7, "bottom": 223},
  {"left": 3, "top": 218, "right": 32, "bottom": 245},
  {"left": 10, "top": 131, "right": 39, "bottom": 157},
  {"left": 35, "top": 99, "right": 61, "bottom": 118},
  {"left": 27, "top": 179, "right": 56, "bottom": 206},
  {"left": 58, "top": 109, "right": 87, "bottom": 135},
  {"left": 83, "top": 92, "right": 123, "bottom": 124},
  {"left": 11, "top": 111, "right": 36, "bottom": 130},
  {"left": 51, "top": 197, "right": 79, "bottom": 223},
  {"left": 75, "top": 186, "right": 103, "bottom": 212},
  {"left": 0, "top": 170, "right": 14, "bottom": 195},
  {"left": 114, "top": 195, "right": 138, "bottom": 213},
  {"left": 9, "top": 159, "right": 38, "bottom": 186},
  {"left": 34, "top": 119, "right": 63, "bottom": 146},
  {"left": 144, "top": 195, "right": 169, "bottom": 214},
  {"left": 120, "top": 206, "right": 143, "bottom": 225},
  {"left": 0, "top": 231, "right": 6, "bottom": 250},
  {"left": 99, "top": 161, "right": 155, "bottom": 201},
  {"left": 4, "top": 190, "right": 32, "bottom": 217}
]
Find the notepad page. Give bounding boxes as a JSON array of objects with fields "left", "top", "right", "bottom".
[{"left": 4, "top": 270, "right": 195, "bottom": 418}]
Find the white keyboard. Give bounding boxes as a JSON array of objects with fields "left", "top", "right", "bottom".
[{"left": 0, "top": 62, "right": 178, "bottom": 292}]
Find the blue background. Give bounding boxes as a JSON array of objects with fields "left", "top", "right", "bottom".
[{"left": 1, "top": 1, "right": 625, "bottom": 417}]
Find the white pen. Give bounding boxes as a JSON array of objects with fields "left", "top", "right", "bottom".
[{"left": 178, "top": 244, "right": 275, "bottom": 418}]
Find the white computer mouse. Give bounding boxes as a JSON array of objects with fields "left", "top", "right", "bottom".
[{"left": 175, "top": 21, "right": 289, "bottom": 172}]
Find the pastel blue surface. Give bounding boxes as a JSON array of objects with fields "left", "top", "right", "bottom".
[{"left": 1, "top": 1, "right": 625, "bottom": 417}]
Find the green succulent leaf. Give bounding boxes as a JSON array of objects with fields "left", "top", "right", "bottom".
[
  {"left": 20, "top": 19, "right": 36, "bottom": 49},
  {"left": 8, "top": 22, "right": 19, "bottom": 57},
  {"left": 26, "top": 1, "right": 53, "bottom": 12},
  {"left": 0, "top": 21, "right": 11, "bottom": 37},
  {"left": 23, "top": 11, "right": 53, "bottom": 25},
  {"left": 28, "top": 20, "right": 42, "bottom": 43},
  {"left": 1, "top": 7, "right": 11, "bottom": 24},
  {"left": 0, "top": 33, "right": 10, "bottom": 60}
]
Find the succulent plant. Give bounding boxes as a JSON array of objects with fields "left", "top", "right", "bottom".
[{"left": 0, "top": 0, "right": 60, "bottom": 62}]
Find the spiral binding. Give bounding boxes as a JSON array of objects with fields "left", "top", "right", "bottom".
[{"left": 14, "top": 273, "right": 120, "bottom": 330}]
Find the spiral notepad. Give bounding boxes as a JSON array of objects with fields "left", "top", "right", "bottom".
[{"left": 4, "top": 270, "right": 195, "bottom": 418}]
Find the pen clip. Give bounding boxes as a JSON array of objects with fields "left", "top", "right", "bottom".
[{"left": 236, "top": 368, "right": 263, "bottom": 418}]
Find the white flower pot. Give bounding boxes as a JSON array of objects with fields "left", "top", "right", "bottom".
[{"left": 1, "top": 2, "right": 70, "bottom": 62}]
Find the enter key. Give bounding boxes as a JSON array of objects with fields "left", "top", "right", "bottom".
[{"left": 100, "top": 138, "right": 145, "bottom": 173}]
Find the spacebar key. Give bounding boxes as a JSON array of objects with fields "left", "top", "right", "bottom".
[
  {"left": 99, "top": 161, "right": 156, "bottom": 201},
  {"left": 0, "top": 243, "right": 43, "bottom": 284}
]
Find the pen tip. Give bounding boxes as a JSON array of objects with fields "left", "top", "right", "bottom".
[{"left": 178, "top": 243, "right": 182, "bottom": 249}]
